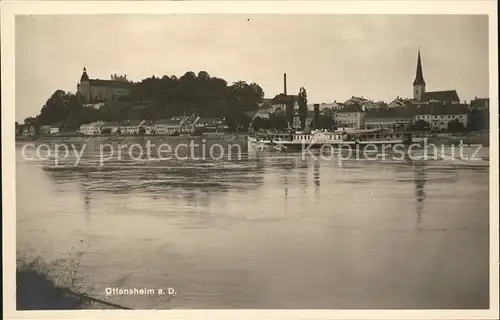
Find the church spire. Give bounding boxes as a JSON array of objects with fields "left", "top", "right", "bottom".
[{"left": 413, "top": 49, "right": 425, "bottom": 86}]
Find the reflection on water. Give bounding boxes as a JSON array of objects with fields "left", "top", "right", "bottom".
[
  {"left": 414, "top": 164, "right": 426, "bottom": 227},
  {"left": 16, "top": 141, "right": 489, "bottom": 309}
]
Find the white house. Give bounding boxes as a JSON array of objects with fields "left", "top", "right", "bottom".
[
  {"left": 49, "top": 127, "right": 60, "bottom": 135},
  {"left": 333, "top": 104, "right": 366, "bottom": 129},
  {"left": 101, "top": 122, "right": 120, "bottom": 134},
  {"left": 365, "top": 108, "right": 415, "bottom": 129},
  {"left": 154, "top": 118, "right": 184, "bottom": 135},
  {"left": 413, "top": 102, "right": 468, "bottom": 131},
  {"left": 430, "top": 104, "right": 468, "bottom": 131},
  {"left": 79, "top": 121, "right": 104, "bottom": 135},
  {"left": 118, "top": 120, "right": 145, "bottom": 135}
]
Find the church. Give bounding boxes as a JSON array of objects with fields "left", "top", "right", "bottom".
[
  {"left": 412, "top": 50, "right": 460, "bottom": 104},
  {"left": 77, "top": 67, "right": 131, "bottom": 104}
]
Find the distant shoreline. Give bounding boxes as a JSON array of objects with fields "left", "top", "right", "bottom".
[
  {"left": 15, "top": 132, "right": 489, "bottom": 146},
  {"left": 15, "top": 133, "right": 249, "bottom": 144}
]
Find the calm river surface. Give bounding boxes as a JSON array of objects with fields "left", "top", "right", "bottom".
[{"left": 16, "top": 139, "right": 490, "bottom": 309}]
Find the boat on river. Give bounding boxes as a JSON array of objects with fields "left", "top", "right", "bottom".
[{"left": 247, "top": 128, "right": 429, "bottom": 151}]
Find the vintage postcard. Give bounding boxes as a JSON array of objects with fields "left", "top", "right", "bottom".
[{"left": 1, "top": 1, "right": 499, "bottom": 319}]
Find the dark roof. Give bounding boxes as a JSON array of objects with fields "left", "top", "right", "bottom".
[
  {"left": 432, "top": 104, "right": 468, "bottom": 115},
  {"left": 470, "top": 98, "right": 489, "bottom": 108},
  {"left": 415, "top": 102, "right": 468, "bottom": 116},
  {"left": 197, "top": 117, "right": 222, "bottom": 126},
  {"left": 366, "top": 108, "right": 416, "bottom": 119},
  {"left": 119, "top": 120, "right": 143, "bottom": 126},
  {"left": 271, "top": 94, "right": 298, "bottom": 105},
  {"left": 415, "top": 104, "right": 435, "bottom": 115},
  {"left": 101, "top": 121, "right": 119, "bottom": 127},
  {"left": 156, "top": 118, "right": 182, "bottom": 125},
  {"left": 89, "top": 79, "right": 132, "bottom": 89},
  {"left": 413, "top": 50, "right": 426, "bottom": 86},
  {"left": 338, "top": 104, "right": 363, "bottom": 113},
  {"left": 421, "top": 90, "right": 460, "bottom": 103}
]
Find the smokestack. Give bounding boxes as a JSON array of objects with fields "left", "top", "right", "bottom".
[
  {"left": 314, "top": 104, "right": 320, "bottom": 130},
  {"left": 284, "top": 73, "right": 287, "bottom": 96}
]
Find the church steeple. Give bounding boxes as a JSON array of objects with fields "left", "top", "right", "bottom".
[
  {"left": 413, "top": 50, "right": 425, "bottom": 86},
  {"left": 80, "top": 66, "right": 89, "bottom": 82},
  {"left": 413, "top": 50, "right": 426, "bottom": 101}
]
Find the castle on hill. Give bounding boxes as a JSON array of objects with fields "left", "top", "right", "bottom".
[{"left": 76, "top": 67, "right": 131, "bottom": 104}]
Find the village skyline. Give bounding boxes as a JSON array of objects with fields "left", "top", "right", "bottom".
[{"left": 15, "top": 14, "right": 489, "bottom": 122}]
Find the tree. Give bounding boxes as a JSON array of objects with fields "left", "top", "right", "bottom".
[
  {"left": 27, "top": 71, "right": 268, "bottom": 128},
  {"left": 298, "top": 87, "right": 307, "bottom": 130},
  {"left": 467, "top": 108, "right": 489, "bottom": 131},
  {"left": 447, "top": 119, "right": 465, "bottom": 133},
  {"left": 318, "top": 115, "right": 335, "bottom": 130},
  {"left": 412, "top": 119, "right": 430, "bottom": 131}
]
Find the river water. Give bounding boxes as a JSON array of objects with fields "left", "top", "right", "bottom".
[{"left": 16, "top": 139, "right": 490, "bottom": 309}]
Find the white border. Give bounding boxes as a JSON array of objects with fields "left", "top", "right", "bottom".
[{"left": 2, "top": 1, "right": 499, "bottom": 319}]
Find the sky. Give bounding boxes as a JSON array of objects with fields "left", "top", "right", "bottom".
[{"left": 15, "top": 14, "right": 489, "bottom": 121}]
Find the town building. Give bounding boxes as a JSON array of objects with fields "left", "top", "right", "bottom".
[
  {"left": 119, "top": 120, "right": 146, "bottom": 135},
  {"left": 333, "top": 104, "right": 366, "bottom": 129},
  {"left": 365, "top": 108, "right": 416, "bottom": 129},
  {"left": 344, "top": 96, "right": 369, "bottom": 106},
  {"left": 412, "top": 50, "right": 460, "bottom": 104},
  {"left": 414, "top": 104, "right": 434, "bottom": 124},
  {"left": 154, "top": 118, "right": 184, "bottom": 135},
  {"left": 470, "top": 97, "right": 489, "bottom": 109},
  {"left": 387, "top": 97, "right": 417, "bottom": 108},
  {"left": 101, "top": 122, "right": 120, "bottom": 135},
  {"left": 430, "top": 104, "right": 468, "bottom": 131},
  {"left": 79, "top": 121, "right": 104, "bottom": 135},
  {"left": 414, "top": 102, "right": 468, "bottom": 131},
  {"left": 18, "top": 124, "right": 36, "bottom": 136},
  {"left": 77, "top": 67, "right": 132, "bottom": 104},
  {"left": 195, "top": 117, "right": 227, "bottom": 132}
]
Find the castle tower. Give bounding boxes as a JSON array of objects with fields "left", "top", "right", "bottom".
[
  {"left": 80, "top": 66, "right": 90, "bottom": 82},
  {"left": 77, "top": 67, "right": 91, "bottom": 103},
  {"left": 413, "top": 50, "right": 426, "bottom": 101}
]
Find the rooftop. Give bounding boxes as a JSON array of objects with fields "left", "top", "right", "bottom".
[
  {"left": 366, "top": 108, "right": 416, "bottom": 119},
  {"left": 338, "top": 104, "right": 364, "bottom": 113},
  {"left": 421, "top": 90, "right": 460, "bottom": 103},
  {"left": 119, "top": 120, "right": 143, "bottom": 127}
]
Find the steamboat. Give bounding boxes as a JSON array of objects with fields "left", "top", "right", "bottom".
[{"left": 247, "top": 128, "right": 429, "bottom": 151}]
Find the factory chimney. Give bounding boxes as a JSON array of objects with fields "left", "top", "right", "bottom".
[{"left": 283, "top": 73, "right": 287, "bottom": 96}]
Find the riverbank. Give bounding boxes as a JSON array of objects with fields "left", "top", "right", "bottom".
[
  {"left": 16, "top": 256, "right": 128, "bottom": 309},
  {"left": 427, "top": 132, "right": 490, "bottom": 147},
  {"left": 16, "top": 256, "right": 93, "bottom": 309},
  {"left": 16, "top": 133, "right": 248, "bottom": 144}
]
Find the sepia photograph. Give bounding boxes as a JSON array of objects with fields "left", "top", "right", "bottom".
[{"left": 1, "top": 1, "right": 499, "bottom": 319}]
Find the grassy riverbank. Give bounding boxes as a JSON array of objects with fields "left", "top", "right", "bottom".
[
  {"left": 16, "top": 256, "right": 92, "bottom": 309},
  {"left": 16, "top": 256, "right": 122, "bottom": 309}
]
